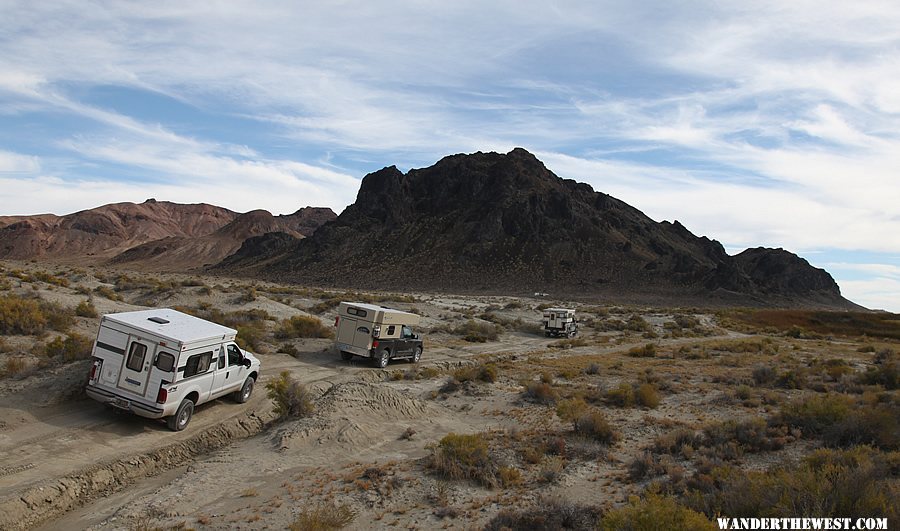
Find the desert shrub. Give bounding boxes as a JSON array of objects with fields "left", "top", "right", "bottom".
[
  {"left": 822, "top": 358, "right": 853, "bottom": 380},
  {"left": 93, "top": 286, "right": 121, "bottom": 301},
  {"left": 654, "top": 427, "right": 702, "bottom": 457},
  {"left": 701, "top": 418, "right": 787, "bottom": 454},
  {"left": 602, "top": 493, "right": 715, "bottom": 531},
  {"left": 0, "top": 294, "right": 48, "bottom": 334},
  {"left": 751, "top": 365, "right": 777, "bottom": 386},
  {"left": 626, "top": 315, "right": 651, "bottom": 332},
  {"left": 820, "top": 405, "right": 899, "bottom": 450},
  {"left": 857, "top": 345, "right": 876, "bottom": 353},
  {"left": 266, "top": 371, "right": 315, "bottom": 418},
  {"left": 498, "top": 466, "right": 523, "bottom": 488},
  {"left": 635, "top": 383, "right": 661, "bottom": 408},
  {"left": 874, "top": 348, "right": 896, "bottom": 364},
  {"left": 858, "top": 360, "right": 898, "bottom": 390},
  {"left": 605, "top": 382, "right": 635, "bottom": 407},
  {"left": 628, "top": 450, "right": 666, "bottom": 481},
  {"left": 778, "top": 394, "right": 854, "bottom": 435},
  {"left": 235, "top": 323, "right": 266, "bottom": 351},
  {"left": 485, "top": 499, "right": 602, "bottom": 531},
  {"left": 1, "top": 357, "right": 29, "bottom": 378},
  {"left": 75, "top": 299, "right": 98, "bottom": 318},
  {"left": 289, "top": 503, "right": 356, "bottom": 530},
  {"left": 549, "top": 338, "right": 589, "bottom": 349},
  {"left": 276, "top": 315, "right": 334, "bottom": 339},
  {"left": 685, "top": 447, "right": 899, "bottom": 522},
  {"left": 734, "top": 385, "right": 753, "bottom": 401},
  {"left": 539, "top": 455, "right": 565, "bottom": 483},
  {"left": 44, "top": 333, "right": 93, "bottom": 361},
  {"left": 522, "top": 381, "right": 558, "bottom": 404},
  {"left": 429, "top": 432, "right": 496, "bottom": 487},
  {"left": 453, "top": 363, "right": 498, "bottom": 383},
  {"left": 454, "top": 320, "right": 501, "bottom": 342},
  {"left": 585, "top": 362, "right": 600, "bottom": 375},
  {"left": 574, "top": 410, "right": 618, "bottom": 444},
  {"left": 775, "top": 368, "right": 807, "bottom": 389},
  {"left": 277, "top": 343, "right": 299, "bottom": 356},
  {"left": 556, "top": 398, "right": 589, "bottom": 429},
  {"left": 627, "top": 343, "right": 656, "bottom": 358}
]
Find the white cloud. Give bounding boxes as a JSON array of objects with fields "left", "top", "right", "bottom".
[
  {"left": 837, "top": 277, "right": 900, "bottom": 313},
  {"left": 0, "top": 150, "right": 40, "bottom": 173}
]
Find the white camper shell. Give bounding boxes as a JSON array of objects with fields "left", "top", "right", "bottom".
[
  {"left": 334, "top": 302, "right": 423, "bottom": 368},
  {"left": 542, "top": 308, "right": 578, "bottom": 338},
  {"left": 85, "top": 309, "right": 261, "bottom": 431}
]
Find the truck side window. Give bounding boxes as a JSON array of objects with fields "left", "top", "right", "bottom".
[
  {"left": 155, "top": 351, "right": 176, "bottom": 372},
  {"left": 126, "top": 342, "right": 147, "bottom": 371},
  {"left": 227, "top": 344, "right": 242, "bottom": 366},
  {"left": 183, "top": 351, "right": 213, "bottom": 378},
  {"left": 401, "top": 326, "right": 412, "bottom": 338},
  {"left": 218, "top": 349, "right": 226, "bottom": 370}
]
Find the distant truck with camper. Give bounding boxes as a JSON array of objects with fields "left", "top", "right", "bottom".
[
  {"left": 334, "top": 302, "right": 423, "bottom": 368},
  {"left": 85, "top": 308, "right": 261, "bottom": 431},
  {"left": 542, "top": 308, "right": 578, "bottom": 337}
]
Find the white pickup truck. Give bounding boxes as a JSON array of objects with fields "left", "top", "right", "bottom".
[{"left": 85, "top": 308, "right": 261, "bottom": 431}]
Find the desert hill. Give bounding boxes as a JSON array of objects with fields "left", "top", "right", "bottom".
[
  {"left": 0, "top": 200, "right": 335, "bottom": 270},
  {"left": 218, "top": 148, "right": 853, "bottom": 308}
]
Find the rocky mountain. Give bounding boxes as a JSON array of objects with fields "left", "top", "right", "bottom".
[
  {"left": 0, "top": 200, "right": 335, "bottom": 270},
  {"left": 218, "top": 148, "right": 854, "bottom": 308}
]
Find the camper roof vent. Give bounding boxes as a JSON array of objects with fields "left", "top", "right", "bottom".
[{"left": 148, "top": 316, "right": 170, "bottom": 324}]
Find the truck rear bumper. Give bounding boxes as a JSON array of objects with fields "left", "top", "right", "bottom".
[
  {"left": 335, "top": 342, "right": 372, "bottom": 357},
  {"left": 86, "top": 385, "right": 166, "bottom": 419}
]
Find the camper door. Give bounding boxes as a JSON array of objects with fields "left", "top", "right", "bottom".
[{"left": 117, "top": 336, "right": 155, "bottom": 397}]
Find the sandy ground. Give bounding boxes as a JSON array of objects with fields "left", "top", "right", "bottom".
[{"left": 0, "top": 261, "right": 889, "bottom": 530}]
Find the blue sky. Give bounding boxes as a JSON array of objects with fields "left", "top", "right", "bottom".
[{"left": 1, "top": 1, "right": 898, "bottom": 311}]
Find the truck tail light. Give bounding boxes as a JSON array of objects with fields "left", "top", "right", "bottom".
[
  {"left": 334, "top": 316, "right": 340, "bottom": 327},
  {"left": 156, "top": 386, "right": 168, "bottom": 404},
  {"left": 372, "top": 340, "right": 379, "bottom": 348},
  {"left": 89, "top": 358, "right": 102, "bottom": 383}
]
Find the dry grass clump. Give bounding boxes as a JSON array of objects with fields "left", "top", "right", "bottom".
[
  {"left": 858, "top": 350, "right": 898, "bottom": 389},
  {"left": 602, "top": 493, "right": 715, "bottom": 531},
  {"left": 485, "top": 499, "right": 602, "bottom": 531},
  {"left": 93, "top": 286, "right": 121, "bottom": 301},
  {"left": 453, "top": 363, "right": 498, "bottom": 383},
  {"left": 44, "top": 333, "right": 93, "bottom": 361},
  {"left": 275, "top": 315, "right": 334, "bottom": 339},
  {"left": 605, "top": 381, "right": 661, "bottom": 408},
  {"left": 0, "top": 293, "right": 72, "bottom": 335},
  {"left": 685, "top": 447, "right": 899, "bottom": 522},
  {"left": 453, "top": 320, "right": 502, "bottom": 342},
  {"left": 74, "top": 299, "right": 98, "bottom": 318},
  {"left": 1, "top": 357, "right": 29, "bottom": 378},
  {"left": 573, "top": 410, "right": 618, "bottom": 444},
  {"left": 522, "top": 381, "right": 559, "bottom": 404},
  {"left": 266, "top": 371, "right": 315, "bottom": 419},
  {"left": 427, "top": 432, "right": 497, "bottom": 487},
  {"left": 777, "top": 393, "right": 898, "bottom": 450},
  {"left": 289, "top": 503, "right": 356, "bottom": 530},
  {"left": 626, "top": 343, "right": 656, "bottom": 357}
]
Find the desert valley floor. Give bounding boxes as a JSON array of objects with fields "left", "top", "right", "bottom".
[{"left": 0, "top": 261, "right": 896, "bottom": 530}]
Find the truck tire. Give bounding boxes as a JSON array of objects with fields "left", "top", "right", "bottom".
[
  {"left": 412, "top": 347, "right": 422, "bottom": 363},
  {"left": 340, "top": 351, "right": 353, "bottom": 361},
  {"left": 374, "top": 349, "right": 390, "bottom": 368},
  {"left": 167, "top": 399, "right": 194, "bottom": 431},
  {"left": 234, "top": 376, "right": 254, "bottom": 403}
]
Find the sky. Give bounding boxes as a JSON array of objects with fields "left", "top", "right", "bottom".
[{"left": 1, "top": 1, "right": 898, "bottom": 311}]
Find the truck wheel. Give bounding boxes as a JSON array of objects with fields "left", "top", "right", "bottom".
[
  {"left": 167, "top": 399, "right": 194, "bottom": 431},
  {"left": 234, "top": 376, "right": 254, "bottom": 403},
  {"left": 340, "top": 351, "right": 353, "bottom": 361},
  {"left": 412, "top": 347, "right": 422, "bottom": 363},
  {"left": 374, "top": 349, "right": 390, "bottom": 368}
]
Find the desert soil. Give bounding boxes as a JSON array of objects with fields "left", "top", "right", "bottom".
[{"left": 0, "top": 261, "right": 889, "bottom": 530}]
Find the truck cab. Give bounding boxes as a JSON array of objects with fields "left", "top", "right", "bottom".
[{"left": 334, "top": 302, "right": 423, "bottom": 368}]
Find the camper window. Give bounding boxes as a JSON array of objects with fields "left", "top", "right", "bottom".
[
  {"left": 227, "top": 344, "right": 242, "bottom": 366},
  {"left": 155, "top": 351, "right": 176, "bottom": 372},
  {"left": 347, "top": 307, "right": 368, "bottom": 317},
  {"left": 357, "top": 326, "right": 370, "bottom": 334},
  {"left": 183, "top": 351, "right": 213, "bottom": 378},
  {"left": 387, "top": 325, "right": 396, "bottom": 336},
  {"left": 126, "top": 342, "right": 147, "bottom": 371}
]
